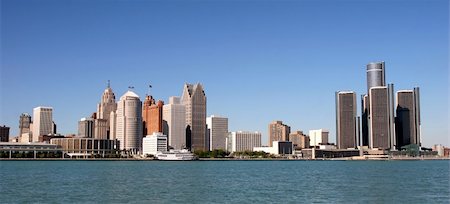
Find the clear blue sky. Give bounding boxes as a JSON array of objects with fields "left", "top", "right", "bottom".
[{"left": 1, "top": 0, "right": 448, "bottom": 147}]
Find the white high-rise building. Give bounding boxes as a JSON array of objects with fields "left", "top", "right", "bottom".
[
  {"left": 206, "top": 115, "right": 228, "bottom": 151},
  {"left": 142, "top": 132, "right": 168, "bottom": 155},
  {"left": 116, "top": 90, "right": 143, "bottom": 154},
  {"left": 226, "top": 131, "right": 261, "bottom": 153},
  {"left": 309, "top": 129, "right": 329, "bottom": 147},
  {"left": 163, "top": 97, "right": 186, "bottom": 150},
  {"left": 32, "top": 107, "right": 53, "bottom": 142}
]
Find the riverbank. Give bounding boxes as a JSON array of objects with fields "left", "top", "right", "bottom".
[{"left": 1, "top": 157, "right": 449, "bottom": 161}]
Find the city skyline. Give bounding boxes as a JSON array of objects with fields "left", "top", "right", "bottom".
[{"left": 1, "top": 0, "right": 448, "bottom": 147}]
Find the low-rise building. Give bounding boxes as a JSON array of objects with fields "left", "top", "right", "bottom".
[
  {"left": 50, "top": 137, "right": 119, "bottom": 158},
  {"left": 289, "top": 131, "right": 309, "bottom": 149},
  {"left": 254, "top": 141, "right": 293, "bottom": 155},
  {"left": 142, "top": 132, "right": 168, "bottom": 156}
]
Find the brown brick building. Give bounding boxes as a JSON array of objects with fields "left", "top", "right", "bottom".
[{"left": 143, "top": 95, "right": 164, "bottom": 136}]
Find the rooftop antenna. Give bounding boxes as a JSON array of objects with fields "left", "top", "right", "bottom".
[{"left": 107, "top": 80, "right": 110, "bottom": 88}]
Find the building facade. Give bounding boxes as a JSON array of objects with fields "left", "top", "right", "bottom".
[
  {"left": 395, "top": 88, "right": 421, "bottom": 149},
  {"left": 78, "top": 118, "right": 94, "bottom": 138},
  {"left": 0, "top": 126, "right": 10, "bottom": 142},
  {"left": 50, "top": 138, "right": 119, "bottom": 157},
  {"left": 206, "top": 115, "right": 228, "bottom": 151},
  {"left": 369, "top": 85, "right": 395, "bottom": 150},
  {"left": 336, "top": 91, "right": 358, "bottom": 149},
  {"left": 181, "top": 83, "right": 207, "bottom": 151},
  {"left": 32, "top": 107, "right": 53, "bottom": 142},
  {"left": 94, "top": 119, "right": 108, "bottom": 139},
  {"left": 142, "top": 95, "right": 164, "bottom": 135},
  {"left": 116, "top": 90, "right": 143, "bottom": 153},
  {"left": 96, "top": 82, "right": 117, "bottom": 139},
  {"left": 226, "top": 131, "right": 261, "bottom": 153},
  {"left": 163, "top": 96, "right": 186, "bottom": 150},
  {"left": 268, "top": 121, "right": 290, "bottom": 147},
  {"left": 309, "top": 129, "right": 329, "bottom": 147},
  {"left": 289, "top": 131, "right": 309, "bottom": 149},
  {"left": 142, "top": 132, "right": 168, "bottom": 155},
  {"left": 19, "top": 113, "right": 32, "bottom": 143}
]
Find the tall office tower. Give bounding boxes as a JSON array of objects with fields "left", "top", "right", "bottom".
[
  {"left": 309, "top": 129, "right": 329, "bottom": 147},
  {"left": 366, "top": 62, "right": 385, "bottom": 93},
  {"left": 395, "top": 88, "right": 421, "bottom": 149},
  {"left": 226, "top": 131, "right": 262, "bottom": 153},
  {"left": 369, "top": 84, "right": 395, "bottom": 150},
  {"left": 32, "top": 107, "right": 53, "bottom": 142},
  {"left": 0, "top": 125, "right": 10, "bottom": 142},
  {"left": 181, "top": 83, "right": 207, "bottom": 151},
  {"left": 96, "top": 81, "right": 117, "bottom": 138},
  {"left": 268, "top": 121, "right": 291, "bottom": 147},
  {"left": 142, "top": 95, "right": 164, "bottom": 135},
  {"left": 206, "top": 115, "right": 228, "bottom": 151},
  {"left": 336, "top": 91, "right": 358, "bottom": 149},
  {"left": 163, "top": 97, "right": 186, "bottom": 150},
  {"left": 116, "top": 90, "right": 143, "bottom": 153},
  {"left": 289, "top": 131, "right": 310, "bottom": 149},
  {"left": 19, "top": 113, "right": 32, "bottom": 142},
  {"left": 361, "top": 95, "right": 369, "bottom": 146},
  {"left": 78, "top": 118, "right": 94, "bottom": 138},
  {"left": 94, "top": 119, "right": 108, "bottom": 139}
]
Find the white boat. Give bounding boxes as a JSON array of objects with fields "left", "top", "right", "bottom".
[{"left": 155, "top": 149, "right": 198, "bottom": 161}]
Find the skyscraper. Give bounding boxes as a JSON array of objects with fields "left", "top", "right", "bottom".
[
  {"left": 361, "top": 94, "right": 369, "bottom": 146},
  {"left": 206, "top": 115, "right": 228, "bottom": 151},
  {"left": 32, "top": 107, "right": 53, "bottom": 142},
  {"left": 181, "top": 83, "right": 207, "bottom": 151},
  {"left": 116, "top": 90, "right": 143, "bottom": 153},
  {"left": 142, "top": 95, "right": 164, "bottom": 135},
  {"left": 268, "top": 121, "right": 290, "bottom": 147},
  {"left": 19, "top": 113, "right": 32, "bottom": 142},
  {"left": 336, "top": 91, "right": 358, "bottom": 149},
  {"left": 163, "top": 96, "right": 186, "bottom": 150},
  {"left": 369, "top": 85, "right": 395, "bottom": 150},
  {"left": 395, "top": 88, "right": 421, "bottom": 149},
  {"left": 96, "top": 81, "right": 117, "bottom": 139},
  {"left": 366, "top": 61, "right": 385, "bottom": 93}
]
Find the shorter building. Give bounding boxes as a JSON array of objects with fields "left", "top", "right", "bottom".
[
  {"left": 20, "top": 132, "right": 32, "bottom": 143},
  {"left": 142, "top": 132, "right": 168, "bottom": 156},
  {"left": 254, "top": 141, "right": 293, "bottom": 155},
  {"left": 50, "top": 137, "right": 119, "bottom": 158},
  {"left": 318, "top": 143, "right": 337, "bottom": 150},
  {"left": 78, "top": 118, "right": 94, "bottom": 138},
  {"left": 39, "top": 134, "right": 65, "bottom": 143},
  {"left": 309, "top": 129, "right": 329, "bottom": 147},
  {"left": 206, "top": 115, "right": 228, "bottom": 151},
  {"left": 226, "top": 131, "right": 261, "bottom": 153},
  {"left": 289, "top": 131, "right": 309, "bottom": 149},
  {"left": 300, "top": 148, "right": 360, "bottom": 159},
  {"left": 268, "top": 121, "right": 290, "bottom": 147},
  {"left": 0, "top": 125, "right": 10, "bottom": 142},
  {"left": 0, "top": 142, "right": 61, "bottom": 158},
  {"left": 432, "top": 144, "right": 447, "bottom": 157}
]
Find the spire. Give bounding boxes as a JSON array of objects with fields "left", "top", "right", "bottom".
[{"left": 107, "top": 80, "right": 110, "bottom": 88}]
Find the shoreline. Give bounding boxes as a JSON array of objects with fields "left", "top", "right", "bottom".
[{"left": 0, "top": 157, "right": 449, "bottom": 161}]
